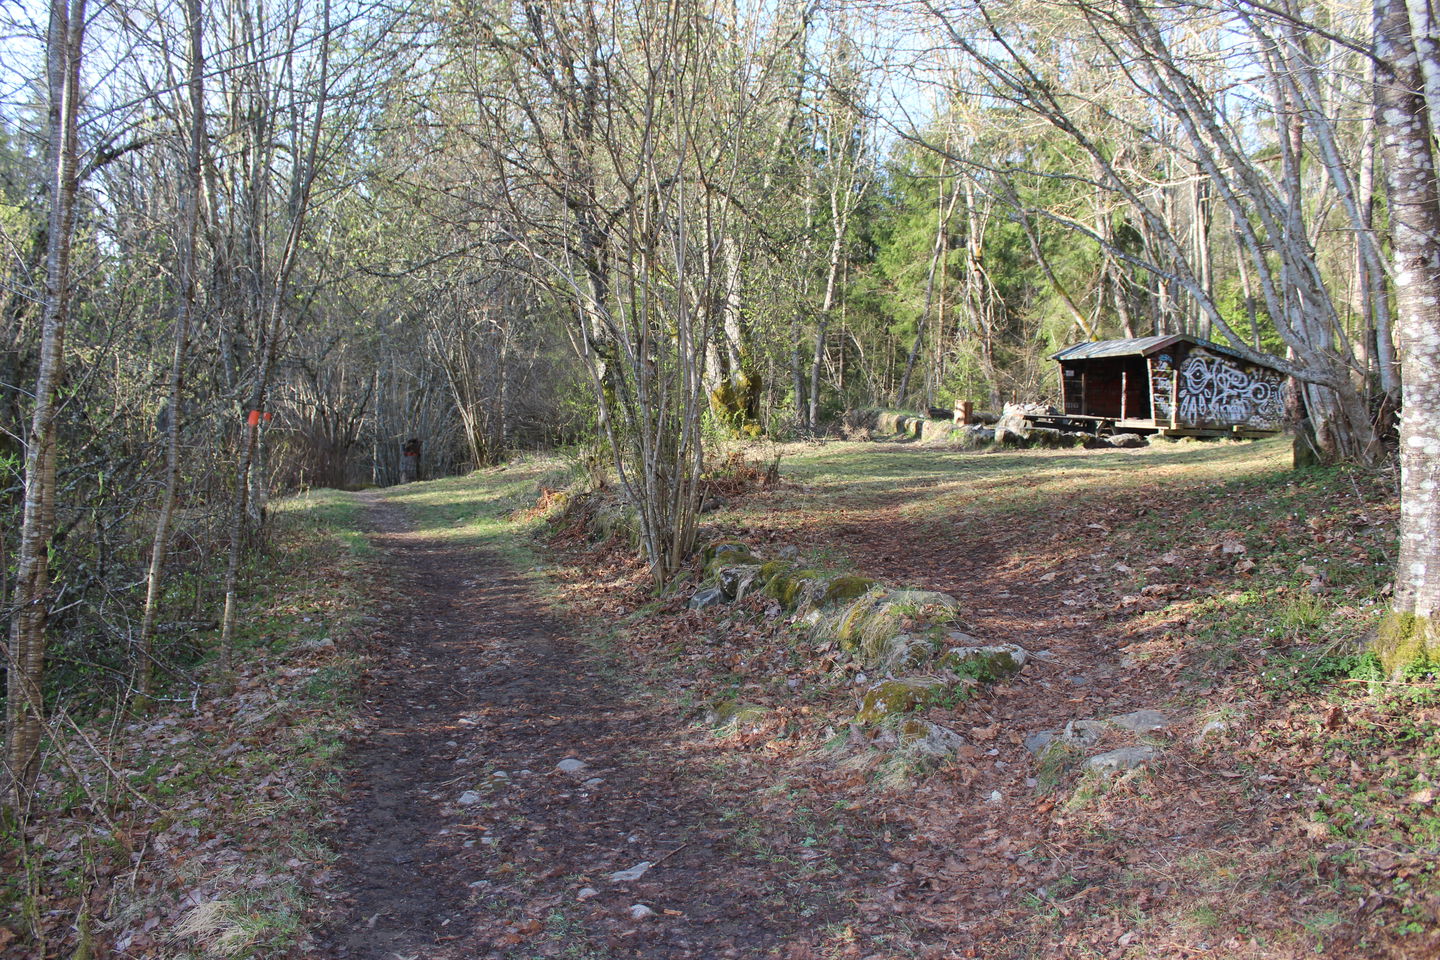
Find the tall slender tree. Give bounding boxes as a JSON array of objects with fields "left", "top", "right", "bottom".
[{"left": 5, "top": 0, "right": 87, "bottom": 805}]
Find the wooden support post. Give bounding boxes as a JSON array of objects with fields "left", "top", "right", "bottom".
[
  {"left": 1170, "top": 370, "right": 1180, "bottom": 428},
  {"left": 955, "top": 400, "right": 973, "bottom": 425}
]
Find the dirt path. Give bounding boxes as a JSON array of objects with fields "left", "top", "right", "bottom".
[{"left": 318, "top": 492, "right": 880, "bottom": 960}]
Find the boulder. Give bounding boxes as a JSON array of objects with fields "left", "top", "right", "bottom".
[
  {"left": 688, "top": 586, "right": 727, "bottom": 610},
  {"left": 1086, "top": 745, "right": 1156, "bottom": 775},
  {"left": 897, "top": 718, "right": 966, "bottom": 757},
  {"left": 718, "top": 564, "right": 763, "bottom": 600},
  {"left": 1028, "top": 427, "right": 1073, "bottom": 449},
  {"left": 994, "top": 411, "right": 1030, "bottom": 438},
  {"left": 814, "top": 588, "right": 960, "bottom": 667},
  {"left": 921, "top": 419, "right": 960, "bottom": 443},
  {"left": 1107, "top": 433, "right": 1148, "bottom": 449},
  {"left": 763, "top": 569, "right": 824, "bottom": 609},
  {"left": 1002, "top": 401, "right": 1056, "bottom": 417},
  {"left": 938, "top": 642, "right": 1029, "bottom": 681},
  {"left": 707, "top": 701, "right": 767, "bottom": 727},
  {"left": 961, "top": 425, "right": 996, "bottom": 447},
  {"left": 704, "top": 542, "right": 759, "bottom": 574},
  {"left": 821, "top": 575, "right": 876, "bottom": 606},
  {"left": 878, "top": 632, "right": 940, "bottom": 671},
  {"left": 855, "top": 677, "right": 956, "bottom": 724},
  {"left": 1023, "top": 730, "right": 1057, "bottom": 755},
  {"left": 1024, "top": 718, "right": 1106, "bottom": 756},
  {"left": 702, "top": 541, "right": 747, "bottom": 563},
  {"left": 1106, "top": 709, "right": 1167, "bottom": 734},
  {"left": 994, "top": 402, "right": 1062, "bottom": 444},
  {"left": 993, "top": 424, "right": 1031, "bottom": 447}
]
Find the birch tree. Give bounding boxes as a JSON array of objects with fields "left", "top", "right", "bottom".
[
  {"left": 5, "top": 0, "right": 86, "bottom": 805},
  {"left": 1373, "top": 0, "right": 1440, "bottom": 669}
]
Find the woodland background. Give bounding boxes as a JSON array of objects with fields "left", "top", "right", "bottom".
[{"left": 3, "top": 0, "right": 1439, "bottom": 804}]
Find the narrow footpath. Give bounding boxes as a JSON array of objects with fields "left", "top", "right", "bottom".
[{"left": 318, "top": 493, "right": 880, "bottom": 960}]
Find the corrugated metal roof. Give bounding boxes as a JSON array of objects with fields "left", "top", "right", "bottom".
[
  {"left": 1050, "top": 335, "right": 1187, "bottom": 361},
  {"left": 1050, "top": 335, "right": 1274, "bottom": 367}
]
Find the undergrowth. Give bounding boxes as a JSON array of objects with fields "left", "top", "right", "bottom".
[{"left": 0, "top": 488, "right": 375, "bottom": 959}]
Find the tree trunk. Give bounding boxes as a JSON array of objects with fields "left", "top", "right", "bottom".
[
  {"left": 1374, "top": 0, "right": 1440, "bottom": 671},
  {"left": 6, "top": 0, "right": 86, "bottom": 806},
  {"left": 899, "top": 175, "right": 958, "bottom": 407}
]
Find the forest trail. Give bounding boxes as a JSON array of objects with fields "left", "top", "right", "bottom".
[{"left": 318, "top": 491, "right": 879, "bottom": 960}]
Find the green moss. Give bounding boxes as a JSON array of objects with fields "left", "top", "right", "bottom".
[
  {"left": 822, "top": 576, "right": 875, "bottom": 606},
  {"left": 855, "top": 678, "right": 958, "bottom": 724},
  {"left": 1374, "top": 611, "right": 1437, "bottom": 678},
  {"left": 707, "top": 700, "right": 767, "bottom": 728},
  {"left": 897, "top": 717, "right": 932, "bottom": 744},
  {"left": 703, "top": 541, "right": 751, "bottom": 563},
  {"left": 758, "top": 559, "right": 792, "bottom": 582},
  {"left": 704, "top": 542, "right": 759, "bottom": 574},
  {"left": 709, "top": 370, "right": 763, "bottom": 436},
  {"left": 938, "top": 645, "right": 1027, "bottom": 682},
  {"left": 764, "top": 569, "right": 822, "bottom": 608}
]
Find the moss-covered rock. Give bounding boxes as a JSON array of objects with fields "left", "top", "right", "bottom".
[
  {"left": 758, "top": 559, "right": 792, "bottom": 582},
  {"left": 703, "top": 541, "right": 751, "bottom": 564},
  {"left": 855, "top": 677, "right": 957, "bottom": 724},
  {"left": 709, "top": 370, "right": 763, "bottom": 436},
  {"left": 707, "top": 700, "right": 767, "bottom": 728},
  {"left": 897, "top": 718, "right": 966, "bottom": 757},
  {"left": 1028, "top": 426, "right": 1083, "bottom": 449},
  {"left": 811, "top": 587, "right": 960, "bottom": 668},
  {"left": 704, "top": 542, "right": 760, "bottom": 574},
  {"left": 764, "top": 568, "right": 823, "bottom": 609},
  {"left": 821, "top": 575, "right": 876, "bottom": 606},
  {"left": 718, "top": 564, "right": 764, "bottom": 600},
  {"left": 938, "top": 642, "right": 1029, "bottom": 681},
  {"left": 886, "top": 633, "right": 941, "bottom": 670}
]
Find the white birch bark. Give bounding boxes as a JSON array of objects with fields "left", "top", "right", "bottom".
[
  {"left": 5, "top": 0, "right": 86, "bottom": 804},
  {"left": 1376, "top": 0, "right": 1440, "bottom": 667}
]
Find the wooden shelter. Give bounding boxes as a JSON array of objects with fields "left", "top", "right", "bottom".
[{"left": 1042, "top": 335, "right": 1286, "bottom": 437}]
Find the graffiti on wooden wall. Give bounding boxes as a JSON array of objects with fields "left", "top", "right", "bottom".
[
  {"left": 1175, "top": 348, "right": 1285, "bottom": 428},
  {"left": 1150, "top": 353, "right": 1175, "bottom": 419}
]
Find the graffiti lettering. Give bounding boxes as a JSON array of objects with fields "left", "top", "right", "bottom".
[
  {"left": 1151, "top": 353, "right": 1174, "bottom": 418},
  {"left": 1175, "top": 351, "right": 1284, "bottom": 428}
]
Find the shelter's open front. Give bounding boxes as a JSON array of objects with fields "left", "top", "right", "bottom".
[
  {"left": 1045, "top": 336, "right": 1287, "bottom": 437},
  {"left": 1060, "top": 355, "right": 1153, "bottom": 421}
]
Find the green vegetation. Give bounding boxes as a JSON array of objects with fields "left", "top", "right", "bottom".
[{"left": 0, "top": 487, "right": 374, "bottom": 958}]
